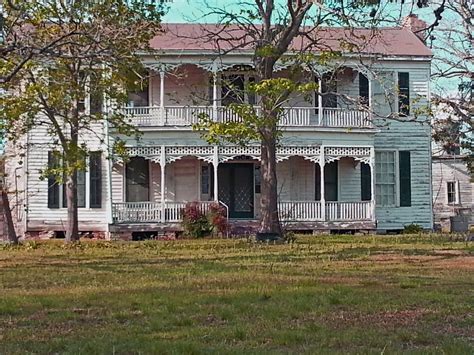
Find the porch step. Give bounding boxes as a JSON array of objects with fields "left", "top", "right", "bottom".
[{"left": 228, "top": 220, "right": 260, "bottom": 236}]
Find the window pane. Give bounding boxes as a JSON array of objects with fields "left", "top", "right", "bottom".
[
  {"left": 126, "top": 157, "right": 149, "bottom": 202},
  {"left": 375, "top": 151, "right": 396, "bottom": 206}
]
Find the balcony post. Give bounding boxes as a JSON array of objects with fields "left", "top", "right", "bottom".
[
  {"left": 159, "top": 70, "right": 166, "bottom": 125},
  {"left": 160, "top": 145, "right": 166, "bottom": 223},
  {"left": 213, "top": 145, "right": 219, "bottom": 201},
  {"left": 368, "top": 76, "right": 373, "bottom": 125},
  {"left": 212, "top": 63, "right": 218, "bottom": 122},
  {"left": 370, "top": 146, "right": 376, "bottom": 221},
  {"left": 320, "top": 146, "right": 326, "bottom": 221},
  {"left": 318, "top": 77, "right": 323, "bottom": 125}
]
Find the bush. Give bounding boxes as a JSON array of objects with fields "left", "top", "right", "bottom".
[
  {"left": 182, "top": 202, "right": 211, "bottom": 238},
  {"left": 403, "top": 223, "right": 423, "bottom": 234},
  {"left": 181, "top": 202, "right": 229, "bottom": 238},
  {"left": 207, "top": 202, "right": 229, "bottom": 236}
]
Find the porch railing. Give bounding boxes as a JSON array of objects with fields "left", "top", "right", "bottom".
[
  {"left": 325, "top": 201, "right": 373, "bottom": 221},
  {"left": 112, "top": 201, "right": 228, "bottom": 224},
  {"left": 122, "top": 106, "right": 372, "bottom": 128},
  {"left": 278, "top": 201, "right": 323, "bottom": 221},
  {"left": 112, "top": 201, "right": 373, "bottom": 224}
]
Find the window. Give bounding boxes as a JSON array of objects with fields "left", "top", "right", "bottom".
[
  {"left": 315, "top": 73, "right": 337, "bottom": 113},
  {"left": 201, "top": 164, "right": 210, "bottom": 195},
  {"left": 221, "top": 74, "right": 245, "bottom": 106},
  {"left": 254, "top": 165, "right": 261, "bottom": 194},
  {"left": 47, "top": 151, "right": 60, "bottom": 209},
  {"left": 359, "top": 73, "right": 369, "bottom": 106},
  {"left": 399, "top": 151, "right": 411, "bottom": 207},
  {"left": 47, "top": 151, "right": 101, "bottom": 208},
  {"left": 89, "top": 152, "right": 102, "bottom": 208},
  {"left": 360, "top": 162, "right": 371, "bottom": 201},
  {"left": 248, "top": 76, "right": 256, "bottom": 105},
  {"left": 315, "top": 161, "right": 338, "bottom": 201},
  {"left": 127, "top": 71, "right": 149, "bottom": 107},
  {"left": 398, "top": 72, "right": 410, "bottom": 116},
  {"left": 376, "top": 151, "right": 396, "bottom": 206},
  {"left": 447, "top": 181, "right": 459, "bottom": 204},
  {"left": 89, "top": 72, "right": 103, "bottom": 114},
  {"left": 63, "top": 162, "right": 86, "bottom": 208},
  {"left": 126, "top": 157, "right": 149, "bottom": 202}
]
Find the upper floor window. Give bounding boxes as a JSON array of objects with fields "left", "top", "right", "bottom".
[
  {"left": 447, "top": 181, "right": 459, "bottom": 204},
  {"left": 359, "top": 73, "right": 369, "bottom": 106},
  {"left": 398, "top": 72, "right": 410, "bottom": 116},
  {"left": 127, "top": 71, "right": 149, "bottom": 107}
]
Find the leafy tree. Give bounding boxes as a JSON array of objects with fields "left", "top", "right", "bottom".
[
  {"left": 0, "top": 0, "right": 163, "bottom": 242},
  {"left": 193, "top": 0, "right": 435, "bottom": 236}
]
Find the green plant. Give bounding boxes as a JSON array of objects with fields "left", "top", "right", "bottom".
[{"left": 403, "top": 223, "right": 423, "bottom": 234}]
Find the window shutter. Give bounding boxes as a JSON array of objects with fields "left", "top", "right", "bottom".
[
  {"left": 398, "top": 72, "right": 410, "bottom": 116},
  {"left": 359, "top": 73, "right": 369, "bottom": 105},
  {"left": 360, "top": 163, "right": 371, "bottom": 201},
  {"left": 90, "top": 152, "right": 102, "bottom": 208},
  {"left": 399, "top": 151, "right": 411, "bottom": 207},
  {"left": 315, "top": 164, "right": 321, "bottom": 201},
  {"left": 47, "top": 151, "right": 60, "bottom": 209}
]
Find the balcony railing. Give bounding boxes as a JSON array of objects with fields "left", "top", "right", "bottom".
[
  {"left": 122, "top": 106, "right": 372, "bottom": 128},
  {"left": 112, "top": 201, "right": 374, "bottom": 224}
]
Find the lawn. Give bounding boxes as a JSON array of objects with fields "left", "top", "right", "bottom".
[{"left": 0, "top": 234, "right": 473, "bottom": 354}]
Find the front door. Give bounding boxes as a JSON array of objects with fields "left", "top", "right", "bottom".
[{"left": 218, "top": 163, "right": 254, "bottom": 218}]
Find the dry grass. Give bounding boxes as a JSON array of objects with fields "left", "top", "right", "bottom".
[{"left": 0, "top": 234, "right": 473, "bottom": 354}]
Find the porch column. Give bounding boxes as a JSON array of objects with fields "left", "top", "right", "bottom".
[
  {"left": 213, "top": 145, "right": 219, "bottom": 201},
  {"left": 368, "top": 76, "right": 373, "bottom": 124},
  {"left": 318, "top": 77, "right": 323, "bottom": 125},
  {"left": 159, "top": 70, "right": 165, "bottom": 124},
  {"left": 370, "top": 146, "right": 376, "bottom": 221},
  {"left": 160, "top": 145, "right": 166, "bottom": 223},
  {"left": 320, "top": 146, "right": 326, "bottom": 221},
  {"left": 212, "top": 64, "right": 218, "bottom": 122}
]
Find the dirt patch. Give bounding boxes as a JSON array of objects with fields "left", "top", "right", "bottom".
[
  {"left": 322, "top": 308, "right": 433, "bottom": 329},
  {"left": 367, "top": 253, "right": 474, "bottom": 270}
]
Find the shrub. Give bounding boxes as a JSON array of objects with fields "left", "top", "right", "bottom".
[
  {"left": 403, "top": 223, "right": 423, "bottom": 234},
  {"left": 207, "top": 202, "right": 229, "bottom": 236},
  {"left": 182, "top": 202, "right": 211, "bottom": 238}
]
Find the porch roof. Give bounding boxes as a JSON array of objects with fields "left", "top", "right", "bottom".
[{"left": 150, "top": 23, "right": 432, "bottom": 58}]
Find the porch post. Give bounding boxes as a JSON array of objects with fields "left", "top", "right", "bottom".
[
  {"left": 212, "top": 63, "right": 218, "bottom": 122},
  {"left": 159, "top": 70, "right": 165, "bottom": 125},
  {"left": 160, "top": 145, "right": 166, "bottom": 223},
  {"left": 320, "top": 146, "right": 326, "bottom": 221},
  {"left": 368, "top": 76, "right": 373, "bottom": 124},
  {"left": 213, "top": 145, "right": 219, "bottom": 201},
  {"left": 318, "top": 77, "right": 323, "bottom": 125},
  {"left": 370, "top": 146, "right": 376, "bottom": 221}
]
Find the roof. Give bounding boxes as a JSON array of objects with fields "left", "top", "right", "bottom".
[{"left": 150, "top": 23, "right": 432, "bottom": 57}]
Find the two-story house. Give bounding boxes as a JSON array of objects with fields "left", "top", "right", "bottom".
[{"left": 7, "top": 22, "right": 433, "bottom": 239}]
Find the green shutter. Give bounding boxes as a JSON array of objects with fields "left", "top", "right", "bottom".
[
  {"left": 360, "top": 163, "right": 371, "bottom": 201},
  {"left": 47, "top": 151, "right": 60, "bottom": 209},
  {"left": 89, "top": 152, "right": 102, "bottom": 208},
  {"left": 399, "top": 151, "right": 411, "bottom": 207}
]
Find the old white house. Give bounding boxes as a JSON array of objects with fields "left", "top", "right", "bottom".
[{"left": 7, "top": 23, "right": 434, "bottom": 239}]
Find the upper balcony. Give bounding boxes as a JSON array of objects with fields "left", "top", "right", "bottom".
[
  {"left": 120, "top": 63, "right": 378, "bottom": 131},
  {"left": 122, "top": 105, "right": 372, "bottom": 129}
]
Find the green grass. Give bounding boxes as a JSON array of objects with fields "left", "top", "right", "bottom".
[{"left": 0, "top": 234, "right": 473, "bottom": 354}]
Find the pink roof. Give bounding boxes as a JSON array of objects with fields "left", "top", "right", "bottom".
[{"left": 150, "top": 24, "right": 432, "bottom": 57}]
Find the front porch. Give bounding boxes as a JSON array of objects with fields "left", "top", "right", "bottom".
[{"left": 110, "top": 145, "right": 376, "bottom": 231}]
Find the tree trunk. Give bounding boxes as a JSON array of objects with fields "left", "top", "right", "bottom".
[
  {"left": 1, "top": 189, "right": 18, "bottom": 244},
  {"left": 259, "top": 131, "right": 281, "bottom": 236},
  {"left": 65, "top": 170, "right": 79, "bottom": 242}
]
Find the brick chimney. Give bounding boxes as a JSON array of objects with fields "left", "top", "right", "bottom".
[{"left": 402, "top": 14, "right": 427, "bottom": 43}]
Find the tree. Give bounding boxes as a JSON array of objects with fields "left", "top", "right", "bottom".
[
  {"left": 426, "top": 0, "right": 473, "bottom": 177},
  {"left": 193, "top": 0, "right": 434, "bottom": 236},
  {"left": 0, "top": 0, "right": 163, "bottom": 242}
]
